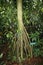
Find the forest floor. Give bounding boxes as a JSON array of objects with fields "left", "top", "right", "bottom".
[{"left": 6, "top": 57, "right": 43, "bottom": 65}]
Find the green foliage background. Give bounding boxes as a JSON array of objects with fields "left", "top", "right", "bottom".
[{"left": 0, "top": 0, "right": 43, "bottom": 64}]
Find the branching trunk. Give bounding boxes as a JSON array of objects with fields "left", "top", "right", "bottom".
[{"left": 14, "top": 0, "right": 32, "bottom": 62}]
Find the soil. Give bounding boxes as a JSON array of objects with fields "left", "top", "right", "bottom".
[{"left": 6, "top": 57, "right": 43, "bottom": 65}]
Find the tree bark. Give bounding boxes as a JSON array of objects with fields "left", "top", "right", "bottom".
[{"left": 17, "top": 0, "right": 23, "bottom": 59}]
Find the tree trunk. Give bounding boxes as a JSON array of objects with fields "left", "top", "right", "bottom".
[
  {"left": 17, "top": 0, "right": 23, "bottom": 60},
  {"left": 16, "top": 0, "right": 32, "bottom": 61}
]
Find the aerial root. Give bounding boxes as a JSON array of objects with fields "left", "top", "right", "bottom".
[{"left": 13, "top": 24, "right": 32, "bottom": 61}]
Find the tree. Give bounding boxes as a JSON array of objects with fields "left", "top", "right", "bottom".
[
  {"left": 15, "top": 0, "right": 32, "bottom": 61},
  {"left": 0, "top": 0, "right": 43, "bottom": 64}
]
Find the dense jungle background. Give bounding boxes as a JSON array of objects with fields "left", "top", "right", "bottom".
[{"left": 0, "top": 0, "right": 43, "bottom": 65}]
